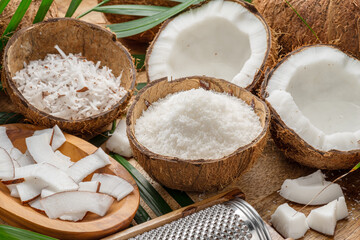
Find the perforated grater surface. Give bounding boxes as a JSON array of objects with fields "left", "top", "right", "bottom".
[{"left": 130, "top": 198, "right": 271, "bottom": 240}]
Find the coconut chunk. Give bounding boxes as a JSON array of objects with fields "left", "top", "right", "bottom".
[
  {"left": 7, "top": 185, "right": 20, "bottom": 198},
  {"left": 106, "top": 119, "right": 133, "bottom": 157},
  {"left": 15, "top": 150, "right": 35, "bottom": 167},
  {"left": 51, "top": 125, "right": 66, "bottom": 150},
  {"left": 147, "top": 0, "right": 269, "bottom": 88},
  {"left": 270, "top": 203, "right": 309, "bottom": 239},
  {"left": 92, "top": 173, "right": 134, "bottom": 201},
  {"left": 0, "top": 147, "right": 15, "bottom": 179},
  {"left": 41, "top": 188, "right": 56, "bottom": 198},
  {"left": 307, "top": 200, "right": 337, "bottom": 235},
  {"left": 0, "top": 127, "right": 16, "bottom": 153},
  {"left": 33, "top": 128, "right": 54, "bottom": 145},
  {"left": 40, "top": 191, "right": 114, "bottom": 219},
  {"left": 16, "top": 179, "right": 48, "bottom": 203},
  {"left": 26, "top": 134, "right": 72, "bottom": 170},
  {"left": 67, "top": 148, "right": 111, "bottom": 183},
  {"left": 79, "top": 181, "right": 100, "bottom": 192},
  {"left": 336, "top": 196, "right": 348, "bottom": 221},
  {"left": 29, "top": 197, "right": 44, "bottom": 212},
  {"left": 280, "top": 170, "right": 344, "bottom": 205}
]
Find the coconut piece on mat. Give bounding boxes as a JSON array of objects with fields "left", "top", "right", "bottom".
[
  {"left": 271, "top": 203, "right": 309, "bottom": 239},
  {"left": 67, "top": 148, "right": 111, "bottom": 183},
  {"left": 51, "top": 125, "right": 66, "bottom": 151},
  {"left": 106, "top": 119, "right": 132, "bottom": 157},
  {"left": 92, "top": 173, "right": 133, "bottom": 201},
  {"left": 280, "top": 170, "right": 343, "bottom": 205},
  {"left": 307, "top": 200, "right": 337, "bottom": 235},
  {"left": 336, "top": 196, "right": 348, "bottom": 220},
  {"left": 40, "top": 191, "right": 114, "bottom": 219},
  {"left": 0, "top": 147, "right": 15, "bottom": 179}
]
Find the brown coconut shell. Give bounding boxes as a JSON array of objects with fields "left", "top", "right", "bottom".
[
  {"left": 127, "top": 76, "right": 270, "bottom": 192},
  {"left": 99, "top": 0, "right": 178, "bottom": 43},
  {"left": 2, "top": 18, "right": 136, "bottom": 135},
  {"left": 261, "top": 45, "right": 360, "bottom": 170},
  {"left": 252, "top": 0, "right": 360, "bottom": 59},
  {"left": 145, "top": 0, "right": 277, "bottom": 94}
]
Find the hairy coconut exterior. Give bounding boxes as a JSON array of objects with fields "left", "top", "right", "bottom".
[
  {"left": 2, "top": 18, "right": 136, "bottom": 135},
  {"left": 145, "top": 0, "right": 276, "bottom": 94},
  {"left": 127, "top": 76, "right": 270, "bottom": 192},
  {"left": 262, "top": 45, "right": 360, "bottom": 170},
  {"left": 99, "top": 0, "right": 177, "bottom": 43},
  {"left": 253, "top": 0, "right": 360, "bottom": 59}
]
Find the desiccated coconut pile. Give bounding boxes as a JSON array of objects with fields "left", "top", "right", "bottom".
[
  {"left": 13, "top": 45, "right": 127, "bottom": 120},
  {"left": 135, "top": 88, "right": 262, "bottom": 160}
]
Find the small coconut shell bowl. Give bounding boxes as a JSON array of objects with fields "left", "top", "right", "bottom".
[
  {"left": 127, "top": 76, "right": 270, "bottom": 192},
  {"left": 2, "top": 18, "right": 136, "bottom": 135}
]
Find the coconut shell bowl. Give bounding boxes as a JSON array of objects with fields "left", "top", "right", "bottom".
[
  {"left": 127, "top": 76, "right": 270, "bottom": 192},
  {"left": 2, "top": 18, "right": 136, "bottom": 135}
]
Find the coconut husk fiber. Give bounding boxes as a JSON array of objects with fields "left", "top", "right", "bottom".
[
  {"left": 252, "top": 0, "right": 360, "bottom": 59},
  {"left": 2, "top": 18, "right": 136, "bottom": 135},
  {"left": 127, "top": 76, "right": 270, "bottom": 192},
  {"left": 99, "top": 0, "right": 178, "bottom": 43}
]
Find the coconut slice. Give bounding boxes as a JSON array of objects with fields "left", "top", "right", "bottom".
[
  {"left": 92, "top": 173, "right": 134, "bottom": 201},
  {"left": 51, "top": 125, "right": 66, "bottom": 150},
  {"left": 307, "top": 200, "right": 337, "bottom": 235},
  {"left": 54, "top": 150, "right": 73, "bottom": 167},
  {"left": 280, "top": 170, "right": 344, "bottom": 205},
  {"left": 33, "top": 128, "right": 54, "bottom": 145},
  {"left": 0, "top": 147, "right": 15, "bottom": 179},
  {"left": 41, "top": 188, "right": 56, "bottom": 198},
  {"left": 15, "top": 150, "right": 35, "bottom": 167},
  {"left": 79, "top": 181, "right": 100, "bottom": 192},
  {"left": 270, "top": 203, "right": 309, "bottom": 239},
  {"left": 28, "top": 197, "right": 44, "bottom": 212},
  {"left": 16, "top": 179, "right": 48, "bottom": 203},
  {"left": 146, "top": 0, "right": 270, "bottom": 89},
  {"left": 0, "top": 127, "right": 16, "bottom": 153},
  {"left": 264, "top": 45, "right": 360, "bottom": 169},
  {"left": 67, "top": 148, "right": 111, "bottom": 183},
  {"left": 106, "top": 119, "right": 132, "bottom": 157},
  {"left": 40, "top": 191, "right": 114, "bottom": 219},
  {"left": 2, "top": 164, "right": 38, "bottom": 182},
  {"left": 7, "top": 185, "right": 20, "bottom": 198},
  {"left": 26, "top": 134, "right": 72, "bottom": 170}
]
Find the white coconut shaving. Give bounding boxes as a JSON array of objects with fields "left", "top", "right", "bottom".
[
  {"left": 135, "top": 88, "right": 262, "bottom": 160},
  {"left": 13, "top": 45, "right": 127, "bottom": 120}
]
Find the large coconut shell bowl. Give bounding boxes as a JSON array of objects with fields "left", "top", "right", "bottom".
[
  {"left": 127, "top": 76, "right": 270, "bottom": 192},
  {"left": 2, "top": 18, "right": 136, "bottom": 135}
]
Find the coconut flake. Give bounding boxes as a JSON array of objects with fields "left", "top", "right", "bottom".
[
  {"left": 106, "top": 119, "right": 132, "bottom": 158},
  {"left": 13, "top": 46, "right": 127, "bottom": 120},
  {"left": 135, "top": 88, "right": 262, "bottom": 160}
]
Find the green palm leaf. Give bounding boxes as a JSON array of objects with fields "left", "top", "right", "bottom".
[
  {"left": 33, "top": 0, "right": 54, "bottom": 24},
  {"left": 0, "top": 225, "right": 56, "bottom": 240},
  {"left": 0, "top": 0, "right": 11, "bottom": 14}
]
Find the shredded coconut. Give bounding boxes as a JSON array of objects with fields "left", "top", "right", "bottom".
[
  {"left": 13, "top": 45, "right": 127, "bottom": 120},
  {"left": 135, "top": 88, "right": 262, "bottom": 160}
]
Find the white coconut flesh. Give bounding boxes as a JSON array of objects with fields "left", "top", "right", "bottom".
[
  {"left": 16, "top": 179, "right": 48, "bottom": 202},
  {"left": 66, "top": 148, "right": 111, "bottom": 183},
  {"left": 78, "top": 181, "right": 100, "bottom": 192},
  {"left": 16, "top": 150, "right": 35, "bottom": 167},
  {"left": 270, "top": 203, "right": 309, "bottom": 239},
  {"left": 40, "top": 191, "right": 114, "bottom": 219},
  {"left": 51, "top": 125, "right": 66, "bottom": 151},
  {"left": 307, "top": 200, "right": 337, "bottom": 235},
  {"left": 0, "top": 127, "right": 22, "bottom": 161},
  {"left": 280, "top": 170, "right": 344, "bottom": 205},
  {"left": 266, "top": 46, "right": 360, "bottom": 151},
  {"left": 0, "top": 148, "right": 15, "bottom": 179},
  {"left": 106, "top": 119, "right": 133, "bottom": 158},
  {"left": 92, "top": 173, "right": 134, "bottom": 201},
  {"left": 147, "top": 0, "right": 268, "bottom": 88}
]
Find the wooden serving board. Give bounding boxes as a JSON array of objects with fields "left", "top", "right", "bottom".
[{"left": 0, "top": 123, "right": 140, "bottom": 240}]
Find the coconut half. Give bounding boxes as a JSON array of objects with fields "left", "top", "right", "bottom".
[
  {"left": 263, "top": 45, "right": 360, "bottom": 169},
  {"left": 146, "top": 0, "right": 271, "bottom": 90}
]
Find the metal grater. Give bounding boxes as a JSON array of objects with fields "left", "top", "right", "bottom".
[{"left": 130, "top": 198, "right": 271, "bottom": 240}]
